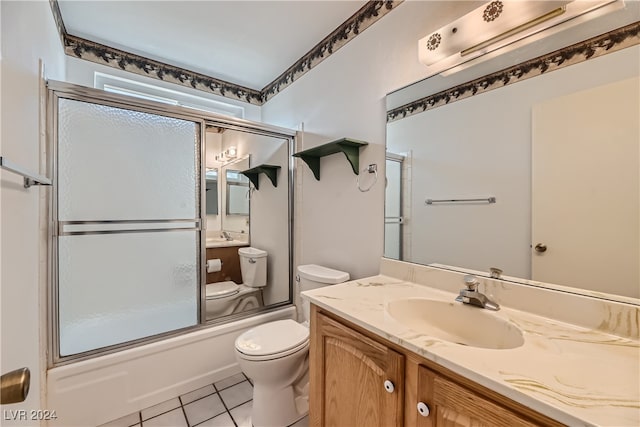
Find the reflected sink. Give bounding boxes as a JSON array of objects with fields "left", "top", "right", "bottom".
[
  {"left": 385, "top": 298, "right": 524, "bottom": 350},
  {"left": 206, "top": 237, "right": 230, "bottom": 244}
]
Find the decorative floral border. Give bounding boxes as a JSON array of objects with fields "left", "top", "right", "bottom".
[
  {"left": 49, "top": 0, "right": 401, "bottom": 106},
  {"left": 261, "top": 0, "right": 399, "bottom": 102},
  {"left": 62, "top": 33, "right": 264, "bottom": 105},
  {"left": 387, "top": 21, "right": 640, "bottom": 123}
]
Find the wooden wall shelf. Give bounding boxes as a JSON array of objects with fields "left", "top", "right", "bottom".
[
  {"left": 292, "top": 138, "right": 368, "bottom": 180},
  {"left": 240, "top": 164, "right": 281, "bottom": 190}
]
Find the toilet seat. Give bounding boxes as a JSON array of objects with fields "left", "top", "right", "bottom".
[
  {"left": 235, "top": 319, "right": 309, "bottom": 361},
  {"left": 206, "top": 281, "right": 240, "bottom": 300}
]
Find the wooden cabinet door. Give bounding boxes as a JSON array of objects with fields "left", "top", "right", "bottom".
[
  {"left": 310, "top": 308, "right": 405, "bottom": 427},
  {"left": 416, "top": 366, "right": 538, "bottom": 427}
]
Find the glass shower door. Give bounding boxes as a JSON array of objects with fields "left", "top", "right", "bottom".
[{"left": 55, "top": 97, "right": 201, "bottom": 358}]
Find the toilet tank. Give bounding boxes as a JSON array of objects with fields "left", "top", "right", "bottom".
[
  {"left": 297, "top": 264, "right": 350, "bottom": 321},
  {"left": 239, "top": 247, "right": 268, "bottom": 288}
]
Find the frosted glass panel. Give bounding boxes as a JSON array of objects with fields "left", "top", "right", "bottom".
[
  {"left": 58, "top": 231, "right": 198, "bottom": 356},
  {"left": 57, "top": 98, "right": 198, "bottom": 221},
  {"left": 384, "top": 223, "right": 401, "bottom": 260},
  {"left": 385, "top": 159, "right": 401, "bottom": 217}
]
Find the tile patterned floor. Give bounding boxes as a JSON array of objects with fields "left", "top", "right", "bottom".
[{"left": 99, "top": 372, "right": 308, "bottom": 427}]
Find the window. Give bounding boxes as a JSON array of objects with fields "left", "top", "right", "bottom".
[{"left": 94, "top": 72, "right": 245, "bottom": 118}]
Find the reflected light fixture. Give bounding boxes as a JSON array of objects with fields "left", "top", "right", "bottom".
[
  {"left": 215, "top": 146, "right": 238, "bottom": 162},
  {"left": 418, "top": 0, "right": 622, "bottom": 76}
]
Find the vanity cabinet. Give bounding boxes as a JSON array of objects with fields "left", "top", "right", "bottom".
[
  {"left": 414, "top": 366, "right": 538, "bottom": 427},
  {"left": 310, "top": 305, "right": 562, "bottom": 427},
  {"left": 309, "top": 309, "right": 405, "bottom": 427}
]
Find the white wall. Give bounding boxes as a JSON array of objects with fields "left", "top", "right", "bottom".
[
  {"left": 1, "top": 0, "right": 65, "bottom": 420},
  {"left": 260, "top": 2, "right": 486, "bottom": 280},
  {"left": 217, "top": 131, "right": 290, "bottom": 306},
  {"left": 242, "top": 135, "right": 290, "bottom": 307},
  {"left": 65, "top": 56, "right": 262, "bottom": 122},
  {"left": 387, "top": 45, "right": 639, "bottom": 281}
]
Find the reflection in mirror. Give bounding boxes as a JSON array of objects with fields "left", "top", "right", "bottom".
[
  {"left": 222, "top": 156, "right": 250, "bottom": 234},
  {"left": 226, "top": 168, "right": 250, "bottom": 216},
  {"left": 205, "top": 169, "right": 218, "bottom": 215},
  {"left": 204, "top": 125, "right": 291, "bottom": 321},
  {"left": 385, "top": 23, "right": 639, "bottom": 302}
]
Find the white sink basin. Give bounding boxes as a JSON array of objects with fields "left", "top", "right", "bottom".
[{"left": 385, "top": 298, "right": 524, "bottom": 350}]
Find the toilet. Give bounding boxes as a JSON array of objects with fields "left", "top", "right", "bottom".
[
  {"left": 205, "top": 247, "right": 267, "bottom": 318},
  {"left": 234, "top": 264, "right": 350, "bottom": 427}
]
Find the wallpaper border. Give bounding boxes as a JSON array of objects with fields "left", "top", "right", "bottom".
[
  {"left": 49, "top": 0, "right": 401, "bottom": 106},
  {"left": 387, "top": 21, "right": 640, "bottom": 123}
]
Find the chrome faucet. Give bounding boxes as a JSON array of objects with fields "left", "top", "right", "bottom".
[
  {"left": 455, "top": 275, "right": 500, "bottom": 311},
  {"left": 220, "top": 231, "right": 233, "bottom": 241}
]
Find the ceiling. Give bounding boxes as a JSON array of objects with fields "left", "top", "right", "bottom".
[{"left": 57, "top": 1, "right": 369, "bottom": 91}]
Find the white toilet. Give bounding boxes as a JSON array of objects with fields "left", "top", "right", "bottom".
[
  {"left": 234, "top": 264, "right": 350, "bottom": 427},
  {"left": 205, "top": 247, "right": 267, "bottom": 318}
]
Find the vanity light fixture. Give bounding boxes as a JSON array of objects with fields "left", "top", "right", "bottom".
[
  {"left": 226, "top": 147, "right": 237, "bottom": 158},
  {"left": 418, "top": 0, "right": 622, "bottom": 76},
  {"left": 215, "top": 146, "right": 238, "bottom": 162}
]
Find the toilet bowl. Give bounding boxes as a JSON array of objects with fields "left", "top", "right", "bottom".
[
  {"left": 205, "top": 247, "right": 268, "bottom": 318},
  {"left": 205, "top": 281, "right": 262, "bottom": 317},
  {"left": 234, "top": 264, "right": 350, "bottom": 427}
]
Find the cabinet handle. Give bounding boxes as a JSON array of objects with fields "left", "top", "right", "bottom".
[
  {"left": 383, "top": 380, "right": 395, "bottom": 393},
  {"left": 417, "top": 402, "right": 430, "bottom": 417}
]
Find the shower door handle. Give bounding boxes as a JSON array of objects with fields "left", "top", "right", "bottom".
[{"left": 1, "top": 367, "right": 30, "bottom": 404}]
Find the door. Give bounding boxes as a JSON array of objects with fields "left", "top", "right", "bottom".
[
  {"left": 310, "top": 309, "right": 404, "bottom": 427},
  {"left": 416, "top": 366, "right": 537, "bottom": 427},
  {"left": 385, "top": 153, "right": 404, "bottom": 260},
  {"left": 52, "top": 90, "right": 203, "bottom": 361},
  {"left": 532, "top": 77, "right": 639, "bottom": 297}
]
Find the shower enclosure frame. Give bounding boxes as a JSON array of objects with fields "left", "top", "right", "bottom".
[{"left": 47, "top": 81, "right": 296, "bottom": 367}]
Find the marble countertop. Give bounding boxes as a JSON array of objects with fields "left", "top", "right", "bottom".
[
  {"left": 205, "top": 238, "right": 249, "bottom": 248},
  {"left": 302, "top": 275, "right": 640, "bottom": 426}
]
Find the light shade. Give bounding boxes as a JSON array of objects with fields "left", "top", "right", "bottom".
[{"left": 418, "top": 0, "right": 620, "bottom": 75}]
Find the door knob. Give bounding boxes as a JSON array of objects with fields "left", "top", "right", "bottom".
[
  {"left": 1, "top": 367, "right": 30, "bottom": 404},
  {"left": 383, "top": 380, "right": 395, "bottom": 393},
  {"left": 534, "top": 243, "right": 547, "bottom": 253},
  {"left": 417, "top": 401, "right": 430, "bottom": 417}
]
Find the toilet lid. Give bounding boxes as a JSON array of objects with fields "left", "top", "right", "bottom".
[
  {"left": 235, "top": 319, "right": 309, "bottom": 357},
  {"left": 206, "top": 281, "right": 239, "bottom": 300}
]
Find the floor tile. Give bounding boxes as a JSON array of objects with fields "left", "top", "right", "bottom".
[
  {"left": 142, "top": 408, "right": 187, "bottom": 427},
  {"left": 214, "top": 372, "right": 246, "bottom": 391},
  {"left": 219, "top": 381, "right": 253, "bottom": 409},
  {"left": 97, "top": 412, "right": 141, "bottom": 427},
  {"left": 181, "top": 384, "right": 216, "bottom": 405},
  {"left": 229, "top": 401, "right": 252, "bottom": 427},
  {"left": 193, "top": 412, "right": 235, "bottom": 427},
  {"left": 184, "top": 394, "right": 227, "bottom": 426},
  {"left": 141, "top": 397, "right": 181, "bottom": 421}
]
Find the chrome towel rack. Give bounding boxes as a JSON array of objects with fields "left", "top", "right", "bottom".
[
  {"left": 426, "top": 197, "right": 496, "bottom": 205},
  {"left": 0, "top": 156, "right": 51, "bottom": 188}
]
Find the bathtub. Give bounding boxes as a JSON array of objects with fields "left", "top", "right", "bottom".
[{"left": 46, "top": 306, "right": 295, "bottom": 426}]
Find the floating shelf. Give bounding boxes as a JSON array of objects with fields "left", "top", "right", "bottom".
[
  {"left": 292, "top": 138, "right": 368, "bottom": 180},
  {"left": 240, "top": 164, "right": 281, "bottom": 190}
]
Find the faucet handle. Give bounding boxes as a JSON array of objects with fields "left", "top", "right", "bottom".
[
  {"left": 463, "top": 275, "right": 480, "bottom": 291},
  {"left": 489, "top": 267, "right": 503, "bottom": 279}
]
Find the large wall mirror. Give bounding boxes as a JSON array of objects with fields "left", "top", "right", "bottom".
[
  {"left": 204, "top": 125, "right": 291, "bottom": 321},
  {"left": 384, "top": 6, "right": 639, "bottom": 302}
]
